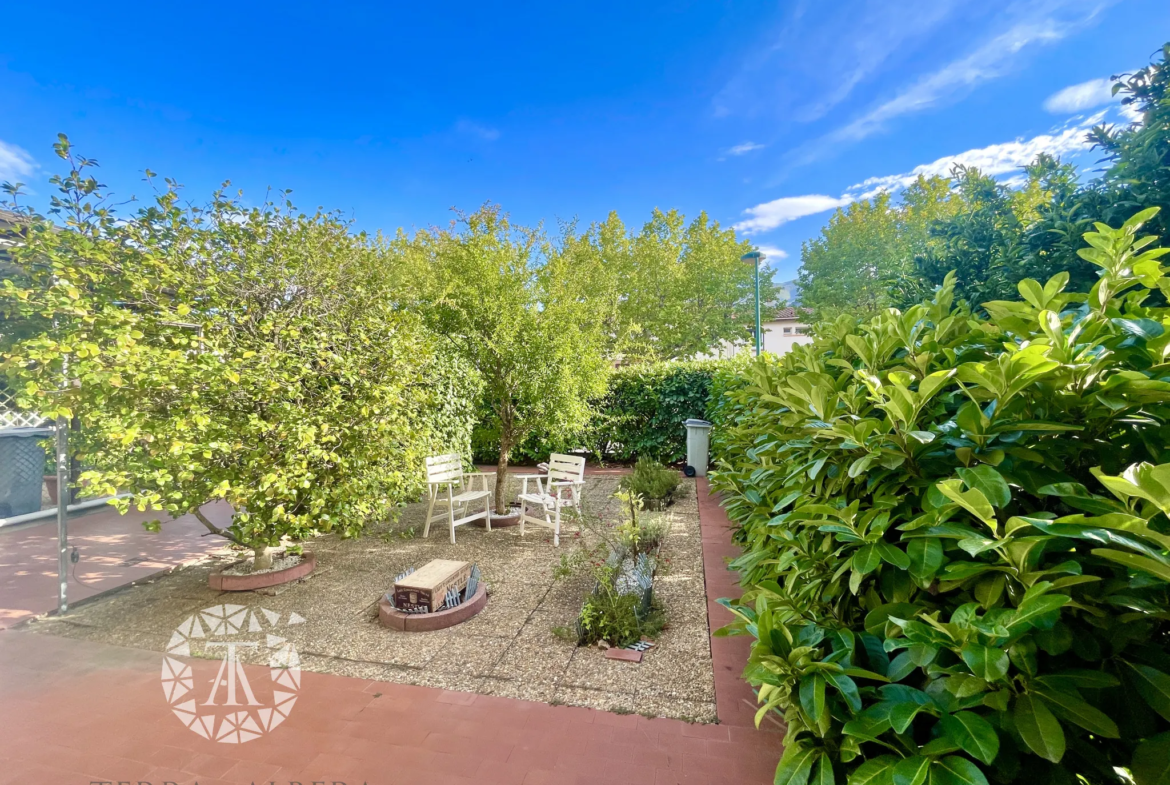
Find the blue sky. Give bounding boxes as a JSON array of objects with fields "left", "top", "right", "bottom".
[{"left": 1, "top": 1, "right": 1167, "bottom": 281}]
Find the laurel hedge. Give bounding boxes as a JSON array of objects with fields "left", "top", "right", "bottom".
[
  {"left": 473, "top": 360, "right": 726, "bottom": 464},
  {"left": 709, "top": 210, "right": 1170, "bottom": 785}
]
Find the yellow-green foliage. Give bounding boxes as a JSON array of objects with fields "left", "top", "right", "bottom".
[{"left": 1, "top": 138, "right": 479, "bottom": 555}]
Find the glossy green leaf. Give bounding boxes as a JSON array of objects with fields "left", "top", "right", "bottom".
[
  {"left": 876, "top": 541, "right": 911, "bottom": 569},
  {"left": 938, "top": 711, "right": 1000, "bottom": 765},
  {"left": 811, "top": 753, "right": 836, "bottom": 785},
  {"left": 1034, "top": 686, "right": 1119, "bottom": 738},
  {"left": 931, "top": 757, "right": 989, "bottom": 785},
  {"left": 1125, "top": 663, "right": 1170, "bottom": 722},
  {"left": 775, "top": 744, "right": 819, "bottom": 785},
  {"left": 892, "top": 756, "right": 930, "bottom": 785},
  {"left": 855, "top": 545, "right": 882, "bottom": 575},
  {"left": 957, "top": 466, "right": 1012, "bottom": 509},
  {"left": 1131, "top": 732, "right": 1170, "bottom": 785},
  {"left": 1092, "top": 549, "right": 1170, "bottom": 583},
  {"left": 848, "top": 756, "right": 897, "bottom": 785},
  {"left": 907, "top": 537, "right": 944, "bottom": 582},
  {"left": 961, "top": 645, "right": 1009, "bottom": 682},
  {"left": 800, "top": 674, "right": 827, "bottom": 722},
  {"left": 1014, "top": 694, "right": 1065, "bottom": 763}
]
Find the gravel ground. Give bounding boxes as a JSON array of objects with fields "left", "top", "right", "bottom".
[
  {"left": 222, "top": 551, "right": 302, "bottom": 575},
  {"left": 24, "top": 473, "right": 717, "bottom": 722}
]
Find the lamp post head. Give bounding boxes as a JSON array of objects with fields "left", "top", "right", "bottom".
[{"left": 741, "top": 251, "right": 763, "bottom": 264}]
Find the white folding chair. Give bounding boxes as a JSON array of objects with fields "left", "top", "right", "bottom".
[
  {"left": 517, "top": 453, "right": 586, "bottom": 546},
  {"left": 423, "top": 454, "right": 495, "bottom": 544}
]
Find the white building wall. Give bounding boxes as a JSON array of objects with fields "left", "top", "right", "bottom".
[{"left": 702, "top": 319, "right": 812, "bottom": 360}]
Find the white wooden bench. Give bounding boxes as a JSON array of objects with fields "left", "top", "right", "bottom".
[
  {"left": 517, "top": 453, "right": 586, "bottom": 546},
  {"left": 423, "top": 454, "right": 494, "bottom": 544}
]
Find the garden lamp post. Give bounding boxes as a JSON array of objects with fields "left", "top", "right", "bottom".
[{"left": 741, "top": 251, "right": 763, "bottom": 356}]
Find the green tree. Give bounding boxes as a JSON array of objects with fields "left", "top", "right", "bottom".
[
  {"left": 0, "top": 138, "right": 477, "bottom": 569},
  {"left": 1088, "top": 43, "right": 1170, "bottom": 241},
  {"left": 567, "top": 209, "right": 769, "bottom": 361},
  {"left": 395, "top": 206, "right": 611, "bottom": 513},
  {"left": 799, "top": 177, "right": 958, "bottom": 321}
]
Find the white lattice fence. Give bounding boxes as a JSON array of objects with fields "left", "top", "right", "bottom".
[{"left": 0, "top": 388, "right": 46, "bottom": 429}]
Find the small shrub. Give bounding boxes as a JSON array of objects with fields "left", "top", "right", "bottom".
[
  {"left": 620, "top": 457, "right": 681, "bottom": 509},
  {"left": 552, "top": 492, "right": 667, "bottom": 647}
]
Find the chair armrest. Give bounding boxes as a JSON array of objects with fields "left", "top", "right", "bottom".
[{"left": 513, "top": 474, "right": 546, "bottom": 480}]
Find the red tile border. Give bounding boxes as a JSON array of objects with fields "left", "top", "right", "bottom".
[{"left": 695, "top": 477, "right": 787, "bottom": 740}]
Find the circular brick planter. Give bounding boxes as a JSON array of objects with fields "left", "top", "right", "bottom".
[
  {"left": 378, "top": 583, "right": 488, "bottom": 632},
  {"left": 478, "top": 507, "right": 521, "bottom": 528},
  {"left": 208, "top": 552, "right": 317, "bottom": 591}
]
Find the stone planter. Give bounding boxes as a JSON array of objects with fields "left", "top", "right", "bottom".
[
  {"left": 44, "top": 475, "right": 58, "bottom": 506},
  {"left": 208, "top": 552, "right": 317, "bottom": 591},
  {"left": 478, "top": 504, "right": 521, "bottom": 528},
  {"left": 378, "top": 582, "right": 488, "bottom": 632}
]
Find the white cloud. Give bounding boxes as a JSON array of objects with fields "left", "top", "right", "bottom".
[
  {"left": 714, "top": 0, "right": 963, "bottom": 122},
  {"left": 823, "top": 1, "right": 1113, "bottom": 146},
  {"left": 753, "top": 244, "right": 788, "bottom": 262},
  {"left": 727, "top": 141, "right": 765, "bottom": 156},
  {"left": 1120, "top": 100, "right": 1142, "bottom": 123},
  {"left": 845, "top": 112, "right": 1105, "bottom": 199},
  {"left": 736, "top": 112, "right": 1110, "bottom": 237},
  {"left": 0, "top": 140, "right": 36, "bottom": 183},
  {"left": 733, "top": 195, "right": 854, "bottom": 235},
  {"left": 1044, "top": 77, "right": 1115, "bottom": 113},
  {"left": 455, "top": 119, "right": 500, "bottom": 141}
]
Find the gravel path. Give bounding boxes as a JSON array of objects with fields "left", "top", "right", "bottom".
[{"left": 25, "top": 474, "right": 717, "bottom": 722}]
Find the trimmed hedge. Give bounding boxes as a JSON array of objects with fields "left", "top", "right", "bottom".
[
  {"left": 710, "top": 211, "right": 1170, "bottom": 785},
  {"left": 472, "top": 360, "right": 726, "bottom": 464},
  {"left": 593, "top": 360, "right": 724, "bottom": 463}
]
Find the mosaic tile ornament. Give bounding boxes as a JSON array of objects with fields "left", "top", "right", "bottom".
[{"left": 161, "top": 604, "right": 302, "bottom": 744}]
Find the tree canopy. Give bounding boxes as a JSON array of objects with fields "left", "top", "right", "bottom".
[
  {"left": 798, "top": 43, "right": 1170, "bottom": 320},
  {"left": 0, "top": 138, "right": 478, "bottom": 568},
  {"left": 391, "top": 205, "right": 612, "bottom": 512}
]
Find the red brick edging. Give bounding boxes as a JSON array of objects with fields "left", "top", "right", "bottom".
[
  {"left": 696, "top": 477, "right": 786, "bottom": 736},
  {"left": 378, "top": 583, "right": 489, "bottom": 631},
  {"left": 207, "top": 551, "right": 317, "bottom": 591}
]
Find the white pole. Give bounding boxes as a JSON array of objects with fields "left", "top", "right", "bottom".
[{"left": 56, "top": 413, "right": 68, "bottom": 614}]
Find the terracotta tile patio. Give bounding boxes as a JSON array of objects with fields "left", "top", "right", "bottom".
[
  {"left": 0, "top": 502, "right": 234, "bottom": 630},
  {"left": 0, "top": 476, "right": 782, "bottom": 785}
]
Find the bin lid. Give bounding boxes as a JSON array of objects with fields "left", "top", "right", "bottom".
[
  {"left": 683, "top": 419, "right": 712, "bottom": 428},
  {"left": 0, "top": 426, "right": 55, "bottom": 437}
]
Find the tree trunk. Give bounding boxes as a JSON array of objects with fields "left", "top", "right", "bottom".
[
  {"left": 495, "top": 439, "right": 511, "bottom": 515},
  {"left": 252, "top": 545, "right": 273, "bottom": 572}
]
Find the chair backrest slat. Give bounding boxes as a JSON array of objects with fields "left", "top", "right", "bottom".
[
  {"left": 547, "top": 453, "right": 585, "bottom": 483},
  {"left": 426, "top": 454, "right": 464, "bottom": 484}
]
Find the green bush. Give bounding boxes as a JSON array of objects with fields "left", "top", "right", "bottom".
[
  {"left": 710, "top": 210, "right": 1170, "bottom": 785},
  {"left": 596, "top": 360, "right": 722, "bottom": 462},
  {"left": 473, "top": 360, "right": 725, "bottom": 464},
  {"left": 620, "top": 456, "right": 682, "bottom": 509}
]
